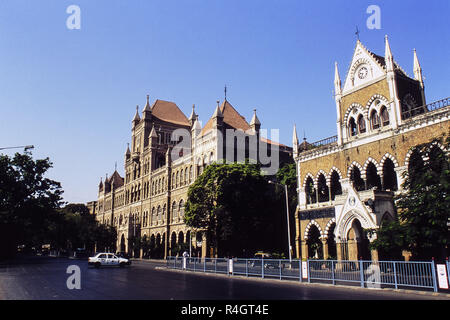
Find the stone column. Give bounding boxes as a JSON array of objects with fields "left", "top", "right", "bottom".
[
  {"left": 395, "top": 166, "right": 407, "bottom": 190},
  {"left": 348, "top": 239, "right": 358, "bottom": 261},
  {"left": 301, "top": 240, "right": 308, "bottom": 260},
  {"left": 321, "top": 239, "right": 329, "bottom": 260},
  {"left": 370, "top": 248, "right": 379, "bottom": 261}
]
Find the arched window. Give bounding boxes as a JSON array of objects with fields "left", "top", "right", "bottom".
[
  {"left": 408, "top": 149, "right": 424, "bottom": 186},
  {"left": 380, "top": 107, "right": 390, "bottom": 126},
  {"left": 357, "top": 115, "right": 366, "bottom": 134},
  {"left": 330, "top": 171, "right": 342, "bottom": 200},
  {"left": 382, "top": 158, "right": 398, "bottom": 191},
  {"left": 305, "top": 176, "right": 316, "bottom": 204},
  {"left": 317, "top": 174, "right": 329, "bottom": 202},
  {"left": 349, "top": 166, "right": 365, "bottom": 191},
  {"left": 349, "top": 117, "right": 357, "bottom": 136},
  {"left": 172, "top": 201, "right": 177, "bottom": 221},
  {"left": 157, "top": 206, "right": 161, "bottom": 221},
  {"left": 366, "top": 162, "right": 381, "bottom": 190},
  {"left": 370, "top": 110, "right": 380, "bottom": 130},
  {"left": 179, "top": 199, "right": 185, "bottom": 220}
]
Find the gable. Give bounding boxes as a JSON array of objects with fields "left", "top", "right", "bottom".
[{"left": 342, "top": 41, "right": 386, "bottom": 94}]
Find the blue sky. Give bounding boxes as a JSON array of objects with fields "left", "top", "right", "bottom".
[{"left": 0, "top": 0, "right": 448, "bottom": 203}]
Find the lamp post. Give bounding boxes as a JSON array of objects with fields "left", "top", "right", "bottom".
[
  {"left": 0, "top": 145, "right": 34, "bottom": 153},
  {"left": 269, "top": 180, "right": 292, "bottom": 262}
]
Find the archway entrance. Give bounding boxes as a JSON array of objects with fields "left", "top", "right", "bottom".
[
  {"left": 347, "top": 219, "right": 370, "bottom": 260},
  {"left": 306, "top": 225, "right": 323, "bottom": 259},
  {"left": 326, "top": 223, "right": 337, "bottom": 260}
]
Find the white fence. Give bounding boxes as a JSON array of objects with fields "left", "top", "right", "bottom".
[{"left": 166, "top": 257, "right": 450, "bottom": 292}]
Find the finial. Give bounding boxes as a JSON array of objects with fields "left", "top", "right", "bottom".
[
  {"left": 355, "top": 26, "right": 360, "bottom": 41},
  {"left": 224, "top": 85, "right": 227, "bottom": 101},
  {"left": 115, "top": 162, "right": 117, "bottom": 171}
]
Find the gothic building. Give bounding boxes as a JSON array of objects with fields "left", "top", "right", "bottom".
[
  {"left": 293, "top": 36, "right": 449, "bottom": 261},
  {"left": 93, "top": 96, "right": 292, "bottom": 258}
]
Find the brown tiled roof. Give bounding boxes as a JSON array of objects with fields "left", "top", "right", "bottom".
[
  {"left": 107, "top": 170, "right": 124, "bottom": 188},
  {"left": 260, "top": 137, "right": 289, "bottom": 148},
  {"left": 151, "top": 99, "right": 190, "bottom": 127},
  {"left": 200, "top": 100, "right": 251, "bottom": 136}
]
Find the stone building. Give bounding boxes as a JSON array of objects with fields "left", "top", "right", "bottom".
[
  {"left": 93, "top": 96, "right": 292, "bottom": 258},
  {"left": 293, "top": 37, "right": 449, "bottom": 261}
]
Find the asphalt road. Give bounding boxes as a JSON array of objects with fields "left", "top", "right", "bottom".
[{"left": 0, "top": 256, "right": 447, "bottom": 300}]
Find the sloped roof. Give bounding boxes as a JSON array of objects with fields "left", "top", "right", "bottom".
[
  {"left": 151, "top": 99, "right": 190, "bottom": 126},
  {"left": 200, "top": 100, "right": 251, "bottom": 136},
  {"left": 106, "top": 170, "right": 124, "bottom": 188}
]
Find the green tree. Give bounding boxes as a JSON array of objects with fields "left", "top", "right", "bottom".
[
  {"left": 185, "top": 162, "right": 282, "bottom": 257},
  {"left": 369, "top": 135, "right": 450, "bottom": 261},
  {"left": 0, "top": 152, "right": 64, "bottom": 258}
]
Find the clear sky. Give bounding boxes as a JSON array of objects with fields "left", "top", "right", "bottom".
[{"left": 0, "top": 0, "right": 448, "bottom": 204}]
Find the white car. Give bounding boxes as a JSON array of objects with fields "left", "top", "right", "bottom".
[{"left": 88, "top": 253, "right": 131, "bottom": 268}]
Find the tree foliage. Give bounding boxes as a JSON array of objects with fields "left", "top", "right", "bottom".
[
  {"left": 369, "top": 135, "right": 450, "bottom": 261},
  {"left": 185, "top": 163, "right": 284, "bottom": 257},
  {"left": 0, "top": 152, "right": 64, "bottom": 257}
]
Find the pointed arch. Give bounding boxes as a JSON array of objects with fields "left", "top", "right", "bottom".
[
  {"left": 363, "top": 158, "right": 381, "bottom": 190},
  {"left": 362, "top": 157, "right": 380, "bottom": 176},
  {"left": 347, "top": 161, "right": 363, "bottom": 178},
  {"left": 343, "top": 103, "right": 365, "bottom": 126},
  {"left": 304, "top": 220, "right": 324, "bottom": 240},
  {"left": 323, "top": 218, "right": 336, "bottom": 240},
  {"left": 379, "top": 153, "right": 399, "bottom": 169},
  {"left": 303, "top": 173, "right": 316, "bottom": 188}
]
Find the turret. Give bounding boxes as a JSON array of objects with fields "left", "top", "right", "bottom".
[
  {"left": 250, "top": 109, "right": 261, "bottom": 133},
  {"left": 132, "top": 105, "right": 141, "bottom": 127},
  {"left": 142, "top": 95, "right": 152, "bottom": 120},
  {"left": 293, "top": 124, "right": 299, "bottom": 157}
]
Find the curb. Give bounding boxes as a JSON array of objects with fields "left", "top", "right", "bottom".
[{"left": 156, "top": 266, "right": 450, "bottom": 299}]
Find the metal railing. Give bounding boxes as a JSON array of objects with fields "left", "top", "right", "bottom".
[
  {"left": 310, "top": 135, "right": 338, "bottom": 148},
  {"left": 402, "top": 96, "right": 450, "bottom": 120},
  {"left": 166, "top": 257, "right": 447, "bottom": 292}
]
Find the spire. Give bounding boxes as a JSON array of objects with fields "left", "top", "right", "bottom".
[
  {"left": 385, "top": 35, "right": 394, "bottom": 72},
  {"left": 250, "top": 108, "right": 261, "bottom": 132},
  {"left": 213, "top": 100, "right": 223, "bottom": 118},
  {"left": 293, "top": 124, "right": 299, "bottom": 155},
  {"left": 143, "top": 94, "right": 152, "bottom": 115},
  {"left": 334, "top": 61, "right": 342, "bottom": 96},
  {"left": 293, "top": 124, "right": 299, "bottom": 146},
  {"left": 125, "top": 143, "right": 131, "bottom": 155},
  {"left": 189, "top": 104, "right": 197, "bottom": 121},
  {"left": 133, "top": 105, "right": 141, "bottom": 123},
  {"left": 149, "top": 125, "right": 158, "bottom": 138},
  {"left": 413, "top": 48, "right": 423, "bottom": 83},
  {"left": 250, "top": 109, "right": 261, "bottom": 126}
]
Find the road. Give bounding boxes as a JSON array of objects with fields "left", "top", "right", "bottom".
[{"left": 0, "top": 256, "right": 447, "bottom": 300}]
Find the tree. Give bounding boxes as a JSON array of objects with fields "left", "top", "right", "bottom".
[
  {"left": 0, "top": 152, "right": 64, "bottom": 258},
  {"left": 369, "top": 135, "right": 450, "bottom": 261},
  {"left": 185, "top": 163, "right": 283, "bottom": 257}
]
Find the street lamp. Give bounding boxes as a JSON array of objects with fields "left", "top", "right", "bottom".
[
  {"left": 269, "top": 180, "right": 292, "bottom": 262},
  {"left": 0, "top": 145, "right": 34, "bottom": 153}
]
